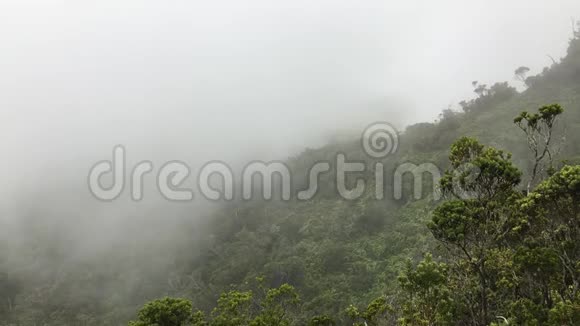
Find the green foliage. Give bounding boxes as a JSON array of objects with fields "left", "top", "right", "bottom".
[
  {"left": 430, "top": 138, "right": 524, "bottom": 325},
  {"left": 440, "top": 137, "right": 521, "bottom": 198},
  {"left": 128, "top": 297, "right": 193, "bottom": 326},
  {"left": 514, "top": 103, "right": 564, "bottom": 191},
  {"left": 397, "top": 254, "right": 454, "bottom": 325},
  {"left": 307, "top": 315, "right": 336, "bottom": 326},
  {"left": 517, "top": 165, "right": 580, "bottom": 306},
  {"left": 424, "top": 125, "right": 579, "bottom": 325},
  {"left": 8, "top": 25, "right": 580, "bottom": 326},
  {"left": 210, "top": 290, "right": 253, "bottom": 326},
  {"left": 460, "top": 82, "right": 517, "bottom": 113},
  {"left": 345, "top": 296, "right": 393, "bottom": 326},
  {"left": 250, "top": 283, "right": 300, "bottom": 326},
  {"left": 128, "top": 283, "right": 300, "bottom": 326},
  {"left": 547, "top": 300, "right": 580, "bottom": 325}
]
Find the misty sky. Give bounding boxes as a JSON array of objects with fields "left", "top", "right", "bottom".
[{"left": 1, "top": 0, "right": 580, "bottom": 201}]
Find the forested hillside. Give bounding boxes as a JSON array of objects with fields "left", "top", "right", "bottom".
[{"left": 3, "top": 28, "right": 580, "bottom": 326}]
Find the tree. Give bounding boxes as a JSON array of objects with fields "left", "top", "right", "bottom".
[
  {"left": 519, "top": 165, "right": 580, "bottom": 304},
  {"left": 250, "top": 283, "right": 300, "bottom": 326},
  {"left": 514, "top": 66, "right": 531, "bottom": 86},
  {"left": 346, "top": 296, "right": 394, "bottom": 326},
  {"left": 514, "top": 103, "right": 564, "bottom": 193},
  {"left": 459, "top": 100, "right": 471, "bottom": 113},
  {"left": 209, "top": 290, "right": 253, "bottom": 326},
  {"left": 430, "top": 137, "right": 522, "bottom": 325},
  {"left": 128, "top": 283, "right": 300, "bottom": 326},
  {"left": 128, "top": 297, "right": 193, "bottom": 326},
  {"left": 398, "top": 254, "right": 454, "bottom": 325},
  {"left": 472, "top": 81, "right": 489, "bottom": 97}
]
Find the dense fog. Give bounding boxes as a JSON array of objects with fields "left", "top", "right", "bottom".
[{"left": 1, "top": 1, "right": 580, "bottom": 324}]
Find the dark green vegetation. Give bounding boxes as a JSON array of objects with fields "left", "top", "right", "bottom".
[
  {"left": 3, "top": 31, "right": 580, "bottom": 326},
  {"left": 128, "top": 107, "right": 579, "bottom": 325}
]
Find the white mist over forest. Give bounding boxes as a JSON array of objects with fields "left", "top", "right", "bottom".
[
  {"left": 1, "top": 1, "right": 580, "bottom": 325},
  {"left": 1, "top": 0, "right": 578, "bottom": 279}
]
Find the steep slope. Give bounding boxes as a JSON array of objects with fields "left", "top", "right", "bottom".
[
  {"left": 3, "top": 35, "right": 580, "bottom": 326},
  {"left": 183, "top": 37, "right": 580, "bottom": 319}
]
